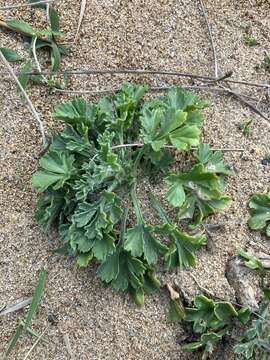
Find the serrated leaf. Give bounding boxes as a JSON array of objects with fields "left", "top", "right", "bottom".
[
  {"left": 0, "top": 47, "right": 22, "bottom": 62},
  {"left": 35, "top": 190, "right": 65, "bottom": 230},
  {"left": 166, "top": 182, "right": 185, "bottom": 208},
  {"left": 165, "top": 87, "right": 209, "bottom": 111},
  {"left": 141, "top": 106, "right": 200, "bottom": 152},
  {"left": 169, "top": 125, "right": 200, "bottom": 150},
  {"left": 248, "top": 193, "right": 270, "bottom": 237},
  {"left": 125, "top": 224, "right": 168, "bottom": 264},
  {"left": 76, "top": 252, "right": 93, "bottom": 267},
  {"left": 214, "top": 302, "right": 238, "bottom": 321},
  {"left": 237, "top": 307, "right": 251, "bottom": 324},
  {"left": 166, "top": 164, "right": 231, "bottom": 225},
  {"left": 53, "top": 98, "right": 97, "bottom": 126},
  {"left": 97, "top": 247, "right": 146, "bottom": 293},
  {"left": 32, "top": 151, "right": 76, "bottom": 192},
  {"left": 196, "top": 144, "right": 233, "bottom": 175},
  {"left": 150, "top": 193, "right": 206, "bottom": 269},
  {"left": 238, "top": 249, "right": 264, "bottom": 271},
  {"left": 164, "top": 227, "right": 206, "bottom": 269}
]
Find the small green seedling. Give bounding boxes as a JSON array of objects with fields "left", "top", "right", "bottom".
[
  {"left": 181, "top": 295, "right": 250, "bottom": 358},
  {"left": 244, "top": 36, "right": 259, "bottom": 47},
  {"left": 4, "top": 3, "right": 67, "bottom": 91},
  {"left": 263, "top": 53, "right": 270, "bottom": 71},
  {"left": 234, "top": 289, "right": 270, "bottom": 359},
  {"left": 4, "top": 269, "right": 47, "bottom": 358},
  {"left": 248, "top": 193, "right": 270, "bottom": 238},
  {"left": 238, "top": 249, "right": 265, "bottom": 273},
  {"left": 239, "top": 119, "right": 253, "bottom": 136}
]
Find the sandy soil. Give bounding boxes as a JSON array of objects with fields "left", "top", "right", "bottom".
[{"left": 0, "top": 0, "right": 269, "bottom": 359}]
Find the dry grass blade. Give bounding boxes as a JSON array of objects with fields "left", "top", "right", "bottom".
[
  {"left": 0, "top": 0, "right": 54, "bottom": 10},
  {"left": 166, "top": 284, "right": 180, "bottom": 300},
  {"left": 23, "top": 327, "right": 48, "bottom": 360},
  {"left": 74, "top": 0, "right": 86, "bottom": 43},
  {"left": 198, "top": 0, "right": 218, "bottom": 78},
  {"left": 0, "top": 298, "right": 32, "bottom": 317},
  {"left": 0, "top": 49, "right": 47, "bottom": 146},
  {"left": 1, "top": 67, "right": 269, "bottom": 89},
  {"left": 63, "top": 334, "right": 75, "bottom": 360},
  {"left": 220, "top": 84, "right": 270, "bottom": 123}
]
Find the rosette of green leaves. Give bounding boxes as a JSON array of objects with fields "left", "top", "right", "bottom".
[
  {"left": 32, "top": 83, "right": 210, "bottom": 304},
  {"left": 182, "top": 295, "right": 251, "bottom": 357}
]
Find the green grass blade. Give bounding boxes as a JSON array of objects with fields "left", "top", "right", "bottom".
[
  {"left": 4, "top": 324, "right": 24, "bottom": 358},
  {"left": 24, "top": 269, "right": 47, "bottom": 329}
]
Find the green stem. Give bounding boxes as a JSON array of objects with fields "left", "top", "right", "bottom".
[
  {"left": 131, "top": 185, "right": 143, "bottom": 223},
  {"left": 119, "top": 208, "right": 129, "bottom": 245},
  {"left": 133, "top": 147, "right": 145, "bottom": 172}
]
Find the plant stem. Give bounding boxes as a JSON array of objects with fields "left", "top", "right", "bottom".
[{"left": 131, "top": 185, "right": 143, "bottom": 223}]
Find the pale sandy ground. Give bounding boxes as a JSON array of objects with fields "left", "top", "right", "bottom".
[{"left": 0, "top": 0, "right": 269, "bottom": 359}]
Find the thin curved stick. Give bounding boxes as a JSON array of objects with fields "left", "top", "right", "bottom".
[
  {"left": 74, "top": 0, "right": 86, "bottom": 43},
  {"left": 0, "top": 0, "right": 54, "bottom": 10},
  {"left": 0, "top": 50, "right": 47, "bottom": 146},
  {"left": 198, "top": 0, "right": 218, "bottom": 78}
]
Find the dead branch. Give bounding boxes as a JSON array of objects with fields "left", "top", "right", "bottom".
[
  {"left": 0, "top": 49, "right": 47, "bottom": 146},
  {"left": 198, "top": 0, "right": 218, "bottom": 78}
]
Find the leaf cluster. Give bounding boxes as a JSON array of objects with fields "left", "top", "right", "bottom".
[
  {"left": 2, "top": 3, "right": 67, "bottom": 90},
  {"left": 32, "top": 83, "right": 231, "bottom": 304},
  {"left": 248, "top": 192, "right": 270, "bottom": 238},
  {"left": 181, "top": 295, "right": 251, "bottom": 358},
  {"left": 234, "top": 290, "right": 270, "bottom": 359}
]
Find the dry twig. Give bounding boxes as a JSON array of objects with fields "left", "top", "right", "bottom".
[
  {"left": 0, "top": 49, "right": 47, "bottom": 146},
  {"left": 63, "top": 334, "right": 74, "bottom": 360},
  {"left": 0, "top": 298, "right": 32, "bottom": 316},
  {"left": 74, "top": 0, "right": 86, "bottom": 43},
  {"left": 1, "top": 67, "right": 269, "bottom": 89},
  {"left": 23, "top": 327, "right": 48, "bottom": 360},
  {"left": 198, "top": 0, "right": 218, "bottom": 78},
  {"left": 220, "top": 84, "right": 270, "bottom": 123},
  {"left": 0, "top": 0, "right": 54, "bottom": 10}
]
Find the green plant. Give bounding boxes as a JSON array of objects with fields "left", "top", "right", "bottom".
[
  {"left": 263, "top": 52, "right": 270, "bottom": 71},
  {"left": 5, "top": 3, "right": 67, "bottom": 90},
  {"left": 248, "top": 193, "right": 270, "bottom": 237},
  {"left": 233, "top": 289, "right": 270, "bottom": 359},
  {"left": 4, "top": 269, "right": 47, "bottom": 359},
  {"left": 32, "top": 83, "right": 231, "bottom": 304},
  {"left": 244, "top": 36, "right": 259, "bottom": 47},
  {"left": 238, "top": 249, "right": 265, "bottom": 272},
  {"left": 181, "top": 295, "right": 250, "bottom": 358},
  {"left": 0, "top": 47, "right": 23, "bottom": 62},
  {"left": 239, "top": 119, "right": 253, "bottom": 136},
  {"left": 166, "top": 144, "right": 231, "bottom": 227}
]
